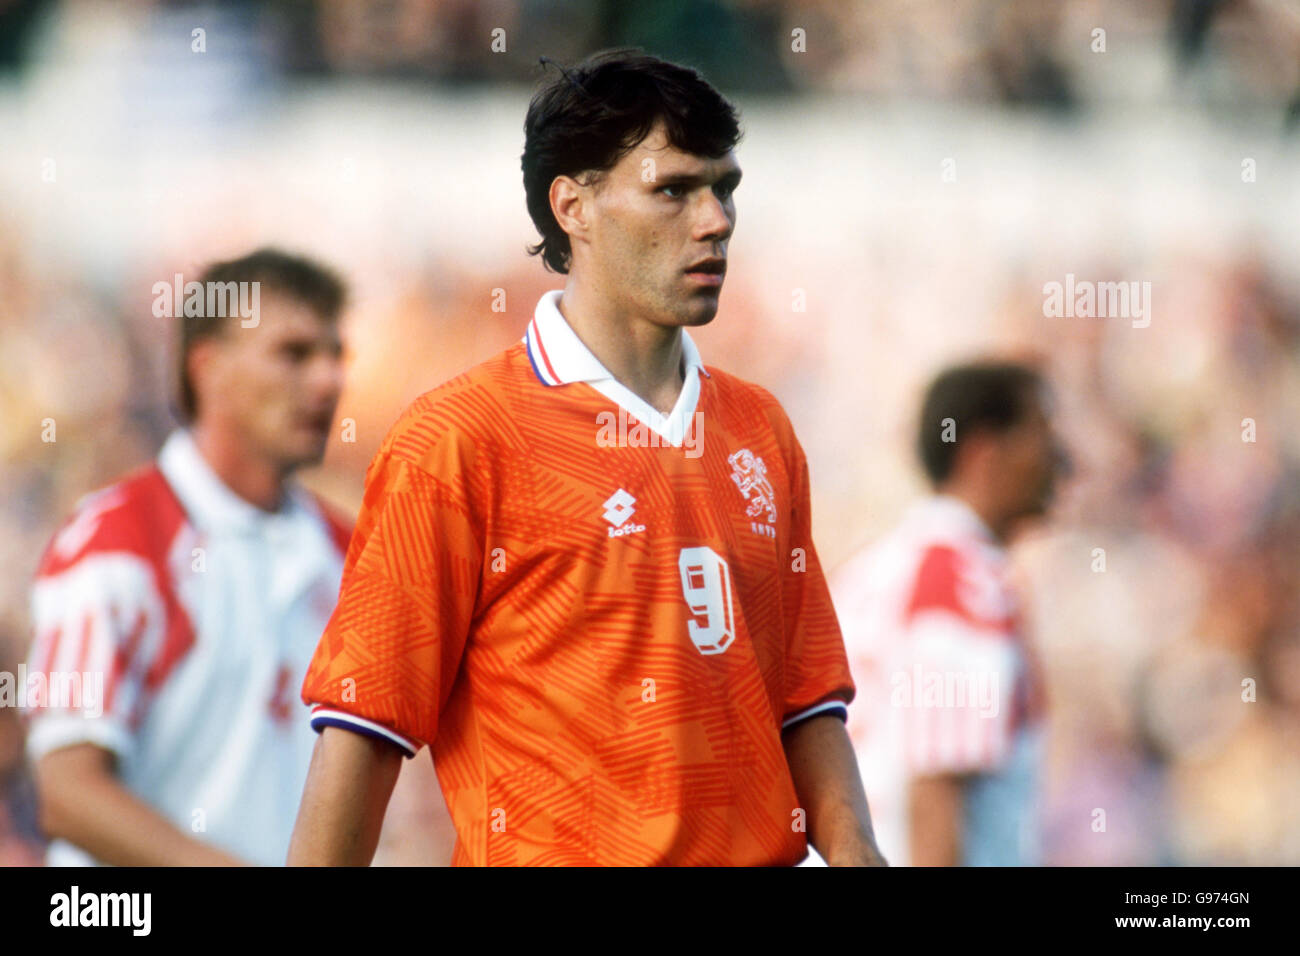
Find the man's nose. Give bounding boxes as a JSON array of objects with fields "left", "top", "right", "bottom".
[
  {"left": 311, "top": 353, "right": 345, "bottom": 399},
  {"left": 697, "top": 192, "right": 733, "bottom": 242}
]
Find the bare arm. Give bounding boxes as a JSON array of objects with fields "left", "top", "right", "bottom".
[
  {"left": 907, "top": 774, "right": 965, "bottom": 866},
  {"left": 287, "top": 727, "right": 403, "bottom": 866},
  {"left": 373, "top": 745, "right": 458, "bottom": 866},
  {"left": 782, "top": 714, "right": 888, "bottom": 866},
  {"left": 35, "top": 743, "right": 246, "bottom": 866}
]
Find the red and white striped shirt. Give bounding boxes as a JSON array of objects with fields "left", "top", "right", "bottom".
[
  {"left": 831, "top": 495, "right": 1045, "bottom": 865},
  {"left": 24, "top": 430, "right": 350, "bottom": 866}
]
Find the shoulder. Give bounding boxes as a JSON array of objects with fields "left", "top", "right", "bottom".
[
  {"left": 906, "top": 544, "right": 967, "bottom": 618},
  {"left": 32, "top": 464, "right": 186, "bottom": 629},
  {"left": 703, "top": 367, "right": 800, "bottom": 449},
  {"left": 904, "top": 536, "right": 1012, "bottom": 632},
  {"left": 703, "top": 366, "right": 783, "bottom": 412},
  {"left": 38, "top": 464, "right": 185, "bottom": 579},
  {"left": 381, "top": 345, "right": 525, "bottom": 470}
]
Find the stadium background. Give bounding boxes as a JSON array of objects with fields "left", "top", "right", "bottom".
[{"left": 1, "top": 0, "right": 1298, "bottom": 865}]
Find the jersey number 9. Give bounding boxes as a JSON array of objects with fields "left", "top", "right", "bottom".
[{"left": 677, "top": 546, "right": 735, "bottom": 655}]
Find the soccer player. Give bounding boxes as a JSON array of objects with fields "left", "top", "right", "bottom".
[
  {"left": 289, "top": 50, "right": 886, "bottom": 867},
  {"left": 833, "top": 362, "right": 1064, "bottom": 866},
  {"left": 24, "top": 249, "right": 351, "bottom": 865}
]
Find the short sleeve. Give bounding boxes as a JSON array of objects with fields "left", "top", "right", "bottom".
[
  {"left": 301, "top": 438, "right": 482, "bottom": 756},
  {"left": 898, "top": 545, "right": 1020, "bottom": 776},
  {"left": 25, "top": 552, "right": 163, "bottom": 762},
  {"left": 778, "top": 431, "right": 855, "bottom": 730}
]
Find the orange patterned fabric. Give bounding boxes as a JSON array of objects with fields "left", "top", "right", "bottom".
[{"left": 302, "top": 338, "right": 853, "bottom": 865}]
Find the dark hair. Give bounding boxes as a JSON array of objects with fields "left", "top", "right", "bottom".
[
  {"left": 521, "top": 49, "right": 742, "bottom": 274},
  {"left": 917, "top": 361, "right": 1044, "bottom": 485},
  {"left": 177, "top": 248, "right": 346, "bottom": 422}
]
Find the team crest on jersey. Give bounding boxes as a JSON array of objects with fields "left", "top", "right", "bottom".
[{"left": 728, "top": 449, "right": 776, "bottom": 535}]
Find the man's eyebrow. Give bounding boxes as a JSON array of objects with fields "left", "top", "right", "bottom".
[{"left": 654, "top": 168, "right": 744, "bottom": 187}]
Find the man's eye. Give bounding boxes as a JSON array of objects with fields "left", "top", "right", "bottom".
[{"left": 660, "top": 184, "right": 685, "bottom": 198}]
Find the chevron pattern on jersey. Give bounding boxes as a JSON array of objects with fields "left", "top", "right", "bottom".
[{"left": 302, "top": 342, "right": 853, "bottom": 865}]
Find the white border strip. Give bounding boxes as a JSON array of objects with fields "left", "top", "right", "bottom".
[
  {"left": 310, "top": 707, "right": 418, "bottom": 756},
  {"left": 781, "top": 699, "right": 848, "bottom": 730}
]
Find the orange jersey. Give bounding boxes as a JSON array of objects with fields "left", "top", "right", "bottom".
[{"left": 302, "top": 290, "right": 853, "bottom": 865}]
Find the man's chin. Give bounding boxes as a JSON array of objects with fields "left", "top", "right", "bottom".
[
  {"left": 277, "top": 434, "right": 330, "bottom": 472},
  {"left": 1019, "top": 495, "right": 1055, "bottom": 525},
  {"left": 679, "top": 297, "right": 721, "bottom": 327}
]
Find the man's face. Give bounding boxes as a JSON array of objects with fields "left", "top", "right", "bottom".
[
  {"left": 993, "top": 392, "right": 1063, "bottom": 521},
  {"left": 578, "top": 120, "right": 741, "bottom": 328},
  {"left": 192, "top": 291, "right": 344, "bottom": 472}
]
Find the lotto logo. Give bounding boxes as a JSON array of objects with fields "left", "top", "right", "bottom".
[
  {"left": 603, "top": 489, "right": 646, "bottom": 538},
  {"left": 603, "top": 489, "right": 635, "bottom": 527}
]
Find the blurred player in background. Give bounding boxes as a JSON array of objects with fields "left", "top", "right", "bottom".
[
  {"left": 23, "top": 249, "right": 350, "bottom": 865},
  {"left": 833, "top": 362, "right": 1064, "bottom": 866},
  {"left": 290, "top": 49, "right": 885, "bottom": 867},
  {"left": 0, "top": 704, "right": 42, "bottom": 865}
]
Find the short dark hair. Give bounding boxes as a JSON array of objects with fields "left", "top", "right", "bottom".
[
  {"left": 521, "top": 48, "right": 742, "bottom": 274},
  {"left": 917, "top": 361, "right": 1044, "bottom": 485},
  {"left": 177, "top": 248, "right": 346, "bottom": 422}
]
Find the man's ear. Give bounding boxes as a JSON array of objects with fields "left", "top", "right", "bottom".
[
  {"left": 187, "top": 337, "right": 222, "bottom": 406},
  {"left": 549, "top": 174, "right": 589, "bottom": 243}
]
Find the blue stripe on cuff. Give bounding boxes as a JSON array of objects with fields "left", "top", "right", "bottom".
[
  {"left": 781, "top": 700, "right": 849, "bottom": 731},
  {"left": 310, "top": 714, "right": 417, "bottom": 758}
]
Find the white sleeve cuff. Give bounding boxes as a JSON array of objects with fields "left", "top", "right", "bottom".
[
  {"left": 25, "top": 714, "right": 134, "bottom": 762},
  {"left": 309, "top": 707, "right": 419, "bottom": 758},
  {"left": 781, "top": 699, "right": 849, "bottom": 730}
]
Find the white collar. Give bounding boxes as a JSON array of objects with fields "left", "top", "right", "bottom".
[
  {"left": 915, "top": 494, "right": 1001, "bottom": 548},
  {"left": 523, "top": 290, "right": 706, "bottom": 447},
  {"left": 157, "top": 429, "right": 314, "bottom": 535}
]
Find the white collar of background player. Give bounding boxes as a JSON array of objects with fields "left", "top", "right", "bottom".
[
  {"left": 915, "top": 494, "right": 1001, "bottom": 549},
  {"left": 157, "top": 428, "right": 319, "bottom": 537}
]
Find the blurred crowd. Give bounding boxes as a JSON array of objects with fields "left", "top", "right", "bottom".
[
  {"left": 1, "top": 0, "right": 1298, "bottom": 865},
  {"left": 1, "top": 0, "right": 1300, "bottom": 114},
  {"left": 1009, "top": 251, "right": 1300, "bottom": 865}
]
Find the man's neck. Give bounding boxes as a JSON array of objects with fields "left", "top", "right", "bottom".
[
  {"left": 936, "top": 484, "right": 1008, "bottom": 544},
  {"left": 190, "top": 422, "right": 287, "bottom": 512},
  {"left": 559, "top": 278, "right": 686, "bottom": 416}
]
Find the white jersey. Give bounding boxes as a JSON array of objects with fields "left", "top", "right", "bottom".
[
  {"left": 832, "top": 495, "right": 1045, "bottom": 866},
  {"left": 23, "top": 430, "right": 349, "bottom": 866}
]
